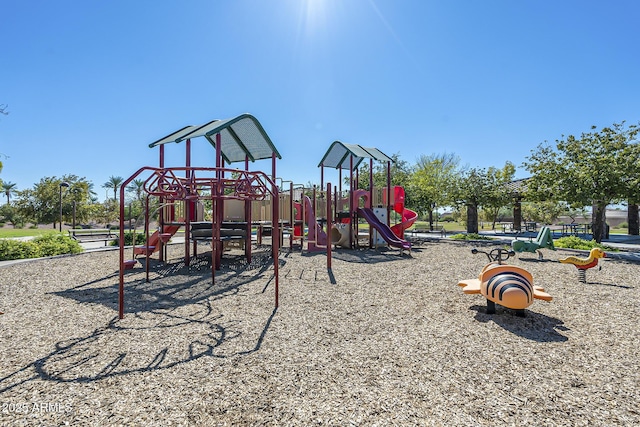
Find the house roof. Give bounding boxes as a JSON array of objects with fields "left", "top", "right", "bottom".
[{"left": 149, "top": 113, "right": 281, "bottom": 164}]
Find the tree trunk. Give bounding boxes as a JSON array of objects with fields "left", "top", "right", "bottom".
[
  {"left": 628, "top": 203, "right": 639, "bottom": 236},
  {"left": 591, "top": 203, "right": 607, "bottom": 243},
  {"left": 467, "top": 204, "right": 479, "bottom": 234},
  {"left": 513, "top": 199, "right": 522, "bottom": 232},
  {"left": 428, "top": 209, "right": 434, "bottom": 231}
]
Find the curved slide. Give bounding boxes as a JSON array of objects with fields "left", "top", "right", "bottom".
[
  {"left": 358, "top": 208, "right": 411, "bottom": 250},
  {"left": 303, "top": 196, "right": 327, "bottom": 252},
  {"left": 390, "top": 186, "right": 418, "bottom": 239},
  {"left": 391, "top": 207, "right": 418, "bottom": 239}
]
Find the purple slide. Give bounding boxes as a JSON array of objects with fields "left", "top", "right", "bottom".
[
  {"left": 304, "top": 196, "right": 327, "bottom": 252},
  {"left": 358, "top": 208, "right": 411, "bottom": 250}
]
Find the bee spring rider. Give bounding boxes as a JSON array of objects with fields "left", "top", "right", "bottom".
[{"left": 457, "top": 248, "right": 552, "bottom": 317}]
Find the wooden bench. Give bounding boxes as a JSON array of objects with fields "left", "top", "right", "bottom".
[{"left": 68, "top": 228, "right": 117, "bottom": 246}]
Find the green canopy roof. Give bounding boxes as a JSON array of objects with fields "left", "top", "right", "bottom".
[
  {"left": 149, "top": 113, "right": 281, "bottom": 164},
  {"left": 318, "top": 141, "right": 394, "bottom": 170}
]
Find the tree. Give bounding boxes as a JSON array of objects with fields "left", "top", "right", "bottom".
[
  {"left": 521, "top": 201, "right": 567, "bottom": 225},
  {"left": 14, "top": 175, "right": 95, "bottom": 227},
  {"left": 127, "top": 178, "right": 146, "bottom": 205},
  {"left": 351, "top": 153, "right": 411, "bottom": 190},
  {"left": 523, "top": 121, "right": 639, "bottom": 242},
  {"left": 478, "top": 162, "right": 516, "bottom": 230},
  {"left": 408, "top": 153, "right": 460, "bottom": 230},
  {"left": 102, "top": 176, "right": 124, "bottom": 201},
  {"left": 451, "top": 168, "right": 492, "bottom": 234},
  {"left": 2, "top": 181, "right": 17, "bottom": 204}
]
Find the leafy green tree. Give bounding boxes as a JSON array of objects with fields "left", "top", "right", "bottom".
[
  {"left": 14, "top": 175, "right": 95, "bottom": 228},
  {"left": 408, "top": 153, "right": 460, "bottom": 230},
  {"left": 523, "top": 121, "right": 639, "bottom": 242},
  {"left": 479, "top": 162, "right": 516, "bottom": 230},
  {"left": 451, "top": 168, "right": 492, "bottom": 234},
  {"left": 351, "top": 153, "right": 411, "bottom": 190},
  {"left": 0, "top": 204, "right": 25, "bottom": 228},
  {"left": 2, "top": 181, "right": 17, "bottom": 204},
  {"left": 102, "top": 175, "right": 124, "bottom": 201},
  {"left": 93, "top": 199, "right": 119, "bottom": 226},
  {"left": 521, "top": 201, "right": 566, "bottom": 225}
]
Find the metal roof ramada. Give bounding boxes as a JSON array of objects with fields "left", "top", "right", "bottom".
[
  {"left": 148, "top": 113, "right": 281, "bottom": 164},
  {"left": 318, "top": 141, "right": 394, "bottom": 170}
]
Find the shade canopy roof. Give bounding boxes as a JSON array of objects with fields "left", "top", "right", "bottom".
[
  {"left": 318, "top": 141, "right": 394, "bottom": 170},
  {"left": 505, "top": 178, "right": 530, "bottom": 197},
  {"left": 149, "top": 113, "right": 281, "bottom": 164}
]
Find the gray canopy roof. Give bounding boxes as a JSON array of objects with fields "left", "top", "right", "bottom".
[
  {"left": 318, "top": 141, "right": 394, "bottom": 170},
  {"left": 149, "top": 113, "right": 281, "bottom": 164}
]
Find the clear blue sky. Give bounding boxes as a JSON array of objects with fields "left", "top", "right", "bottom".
[{"left": 1, "top": 0, "right": 639, "bottom": 200}]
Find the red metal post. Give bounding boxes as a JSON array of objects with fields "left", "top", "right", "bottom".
[
  {"left": 387, "top": 160, "right": 392, "bottom": 227},
  {"left": 159, "top": 145, "right": 165, "bottom": 263},
  {"left": 273, "top": 184, "right": 279, "bottom": 308},
  {"left": 144, "top": 194, "right": 150, "bottom": 282},
  {"left": 349, "top": 155, "right": 355, "bottom": 248},
  {"left": 326, "top": 182, "right": 332, "bottom": 270},
  {"left": 184, "top": 139, "right": 191, "bottom": 267}
]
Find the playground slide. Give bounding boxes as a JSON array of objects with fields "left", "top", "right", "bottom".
[
  {"left": 303, "top": 196, "right": 327, "bottom": 251},
  {"left": 358, "top": 208, "right": 411, "bottom": 250},
  {"left": 389, "top": 185, "right": 418, "bottom": 239},
  {"left": 134, "top": 219, "right": 183, "bottom": 255},
  {"left": 391, "top": 207, "right": 418, "bottom": 239}
]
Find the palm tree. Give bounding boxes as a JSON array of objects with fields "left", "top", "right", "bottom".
[
  {"left": 102, "top": 176, "right": 124, "bottom": 201},
  {"left": 127, "top": 179, "right": 145, "bottom": 205},
  {"left": 2, "top": 181, "right": 17, "bottom": 204}
]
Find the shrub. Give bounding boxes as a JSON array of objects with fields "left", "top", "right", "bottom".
[
  {"left": 554, "top": 236, "right": 615, "bottom": 251},
  {"left": 111, "top": 231, "right": 146, "bottom": 246},
  {"left": 0, "top": 233, "right": 83, "bottom": 261},
  {"left": 614, "top": 222, "right": 628, "bottom": 229},
  {"left": 33, "top": 233, "right": 83, "bottom": 257},
  {"left": 0, "top": 239, "right": 41, "bottom": 260},
  {"left": 449, "top": 233, "right": 494, "bottom": 241}
]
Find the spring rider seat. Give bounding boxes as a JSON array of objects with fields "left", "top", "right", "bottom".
[{"left": 457, "top": 248, "right": 553, "bottom": 317}]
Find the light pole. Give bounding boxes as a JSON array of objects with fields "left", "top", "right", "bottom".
[{"left": 59, "top": 182, "right": 69, "bottom": 232}]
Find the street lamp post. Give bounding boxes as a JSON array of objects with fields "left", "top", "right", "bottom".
[{"left": 59, "top": 182, "right": 69, "bottom": 232}]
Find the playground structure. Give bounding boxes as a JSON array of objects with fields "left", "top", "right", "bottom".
[
  {"left": 117, "top": 118, "right": 418, "bottom": 319},
  {"left": 291, "top": 141, "right": 418, "bottom": 252},
  {"left": 457, "top": 248, "right": 553, "bottom": 317},
  {"left": 118, "top": 114, "right": 283, "bottom": 319},
  {"left": 511, "top": 225, "right": 555, "bottom": 259}
]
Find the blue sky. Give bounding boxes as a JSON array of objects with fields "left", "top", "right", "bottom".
[{"left": 1, "top": 0, "right": 639, "bottom": 201}]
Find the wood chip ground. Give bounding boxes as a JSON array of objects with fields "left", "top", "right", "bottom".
[{"left": 0, "top": 239, "right": 638, "bottom": 426}]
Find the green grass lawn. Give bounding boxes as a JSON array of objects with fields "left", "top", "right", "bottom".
[{"left": 0, "top": 228, "right": 55, "bottom": 238}]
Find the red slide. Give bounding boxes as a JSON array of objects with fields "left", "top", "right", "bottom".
[
  {"left": 134, "top": 219, "right": 183, "bottom": 255},
  {"left": 390, "top": 186, "right": 418, "bottom": 239}
]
